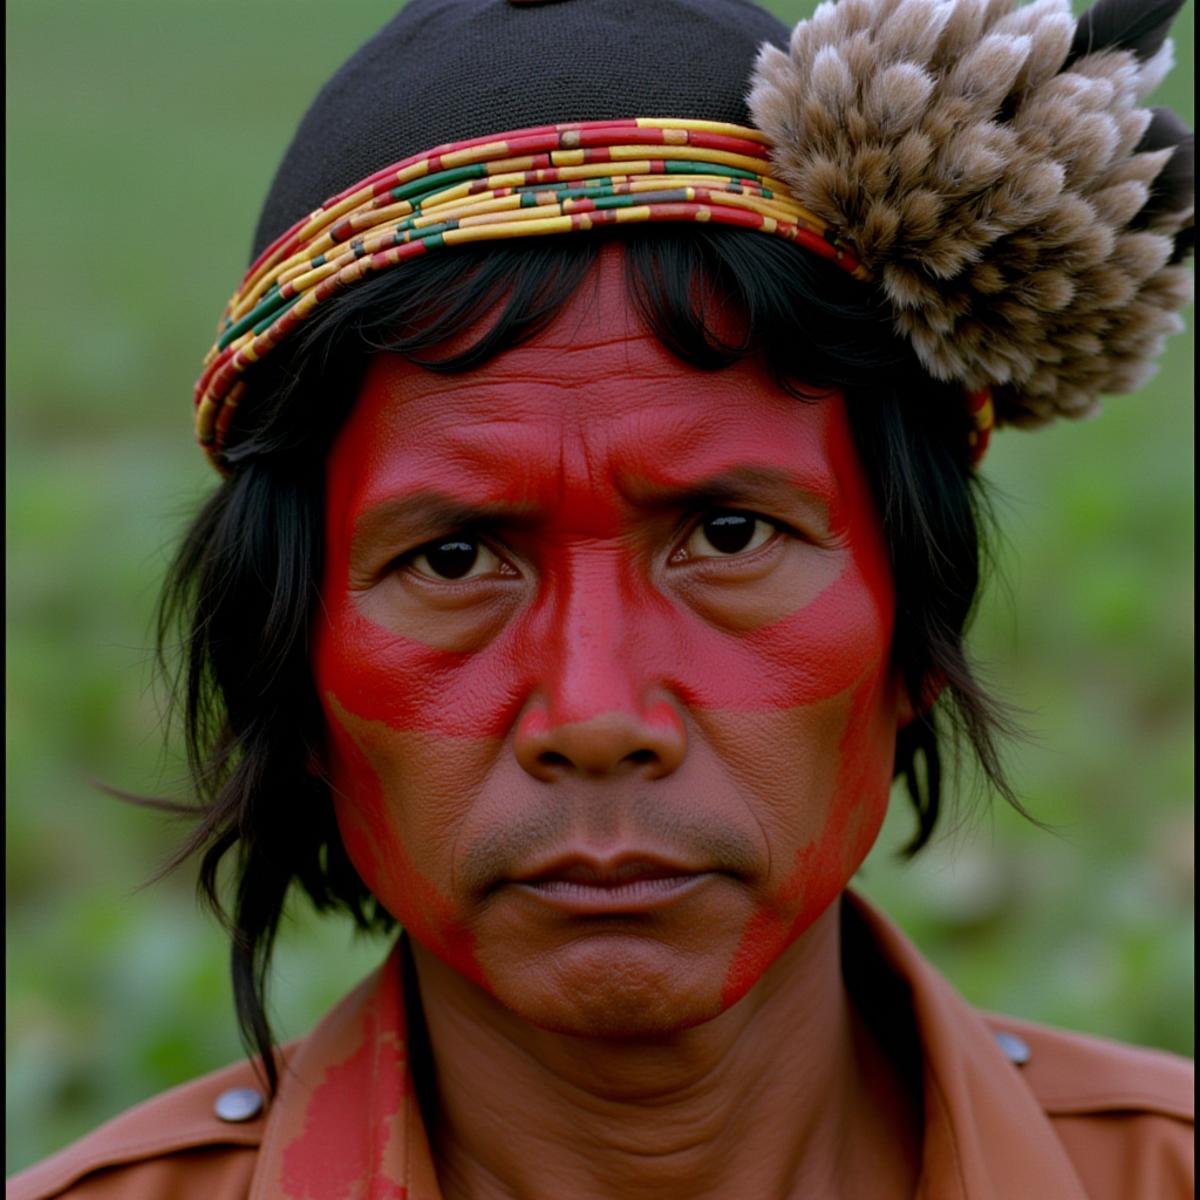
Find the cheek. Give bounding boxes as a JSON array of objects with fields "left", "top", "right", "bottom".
[
  {"left": 322, "top": 694, "right": 492, "bottom": 991},
  {"left": 718, "top": 666, "right": 899, "bottom": 1008},
  {"left": 315, "top": 591, "right": 529, "bottom": 737}
]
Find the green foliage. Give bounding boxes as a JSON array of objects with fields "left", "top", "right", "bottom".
[{"left": 6, "top": 0, "right": 1193, "bottom": 1177}]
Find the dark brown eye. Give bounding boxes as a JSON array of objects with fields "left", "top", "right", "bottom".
[
  {"left": 425, "top": 539, "right": 478, "bottom": 578},
  {"left": 678, "top": 511, "right": 776, "bottom": 560},
  {"left": 702, "top": 513, "right": 754, "bottom": 554},
  {"left": 410, "top": 536, "right": 503, "bottom": 581}
]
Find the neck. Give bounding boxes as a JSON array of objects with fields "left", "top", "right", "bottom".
[{"left": 408, "top": 897, "right": 920, "bottom": 1200}]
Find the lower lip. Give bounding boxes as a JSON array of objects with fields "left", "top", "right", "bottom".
[{"left": 512, "top": 873, "right": 713, "bottom": 914}]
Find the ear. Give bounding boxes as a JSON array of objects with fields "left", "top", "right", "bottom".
[{"left": 896, "top": 670, "right": 946, "bottom": 729}]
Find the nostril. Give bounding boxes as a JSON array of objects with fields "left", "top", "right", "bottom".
[{"left": 515, "top": 705, "right": 686, "bottom": 780}]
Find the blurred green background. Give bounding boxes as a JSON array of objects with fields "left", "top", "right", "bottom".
[{"left": 6, "top": 0, "right": 1193, "bottom": 1177}]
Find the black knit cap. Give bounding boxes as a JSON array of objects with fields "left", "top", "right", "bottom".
[{"left": 251, "top": 0, "right": 789, "bottom": 259}]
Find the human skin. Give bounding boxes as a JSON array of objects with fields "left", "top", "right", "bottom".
[{"left": 313, "top": 247, "right": 921, "bottom": 1197}]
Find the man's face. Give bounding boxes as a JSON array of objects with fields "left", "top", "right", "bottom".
[{"left": 314, "top": 249, "right": 907, "bottom": 1036}]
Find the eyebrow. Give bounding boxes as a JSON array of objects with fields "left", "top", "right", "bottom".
[
  {"left": 352, "top": 491, "right": 533, "bottom": 552},
  {"left": 619, "top": 465, "right": 831, "bottom": 523}
]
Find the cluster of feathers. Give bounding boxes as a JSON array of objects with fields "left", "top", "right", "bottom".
[{"left": 749, "top": 0, "right": 1194, "bottom": 425}]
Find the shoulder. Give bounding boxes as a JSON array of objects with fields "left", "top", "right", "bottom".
[
  {"left": 981, "top": 1011, "right": 1194, "bottom": 1200},
  {"left": 6, "top": 1054, "right": 277, "bottom": 1200}
]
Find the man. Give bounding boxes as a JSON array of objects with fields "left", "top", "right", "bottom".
[{"left": 10, "top": 0, "right": 1193, "bottom": 1197}]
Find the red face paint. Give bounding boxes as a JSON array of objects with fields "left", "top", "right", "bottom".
[{"left": 314, "top": 245, "right": 903, "bottom": 1032}]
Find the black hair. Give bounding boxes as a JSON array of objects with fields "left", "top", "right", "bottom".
[{"left": 154, "top": 227, "right": 1021, "bottom": 1094}]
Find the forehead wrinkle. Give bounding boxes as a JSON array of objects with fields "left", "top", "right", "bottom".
[
  {"left": 381, "top": 386, "right": 837, "bottom": 523},
  {"left": 543, "top": 391, "right": 624, "bottom": 535},
  {"left": 343, "top": 295, "right": 846, "bottom": 522},
  {"left": 593, "top": 394, "right": 838, "bottom": 513},
  {"left": 348, "top": 420, "right": 554, "bottom": 511}
]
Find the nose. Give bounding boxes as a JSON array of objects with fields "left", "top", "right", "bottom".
[
  {"left": 513, "top": 696, "right": 686, "bottom": 777},
  {"left": 513, "top": 549, "right": 687, "bottom": 780},
  {"left": 514, "top": 698, "right": 687, "bottom": 782}
]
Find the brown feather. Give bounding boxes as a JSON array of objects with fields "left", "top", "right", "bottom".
[{"left": 747, "top": 0, "right": 1193, "bottom": 428}]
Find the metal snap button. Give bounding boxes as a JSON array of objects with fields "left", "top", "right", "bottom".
[
  {"left": 213, "top": 1086, "right": 265, "bottom": 1123},
  {"left": 994, "top": 1030, "right": 1032, "bottom": 1066}
]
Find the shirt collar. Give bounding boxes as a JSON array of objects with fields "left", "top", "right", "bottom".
[
  {"left": 251, "top": 891, "right": 1088, "bottom": 1199},
  {"left": 842, "top": 891, "right": 1088, "bottom": 1200}
]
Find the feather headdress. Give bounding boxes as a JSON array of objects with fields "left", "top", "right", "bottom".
[{"left": 749, "top": 0, "right": 1194, "bottom": 425}]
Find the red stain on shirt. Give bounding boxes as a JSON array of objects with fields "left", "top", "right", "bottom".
[{"left": 281, "top": 949, "right": 409, "bottom": 1199}]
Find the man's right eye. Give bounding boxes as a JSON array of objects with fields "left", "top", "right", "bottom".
[{"left": 407, "top": 535, "right": 508, "bottom": 581}]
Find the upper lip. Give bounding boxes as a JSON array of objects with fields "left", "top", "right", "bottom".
[{"left": 513, "top": 853, "right": 706, "bottom": 888}]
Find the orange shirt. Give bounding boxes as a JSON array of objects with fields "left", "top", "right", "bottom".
[{"left": 9, "top": 891, "right": 1192, "bottom": 1200}]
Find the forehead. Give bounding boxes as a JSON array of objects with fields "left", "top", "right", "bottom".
[{"left": 326, "top": 249, "right": 858, "bottom": 517}]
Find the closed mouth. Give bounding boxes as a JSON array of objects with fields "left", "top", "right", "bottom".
[
  {"left": 509, "top": 854, "right": 714, "bottom": 912},
  {"left": 519, "top": 857, "right": 700, "bottom": 888}
]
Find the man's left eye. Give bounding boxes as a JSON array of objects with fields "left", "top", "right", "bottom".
[{"left": 675, "top": 511, "right": 778, "bottom": 561}]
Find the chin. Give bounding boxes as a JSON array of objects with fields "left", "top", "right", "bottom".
[{"left": 490, "top": 935, "right": 727, "bottom": 1039}]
